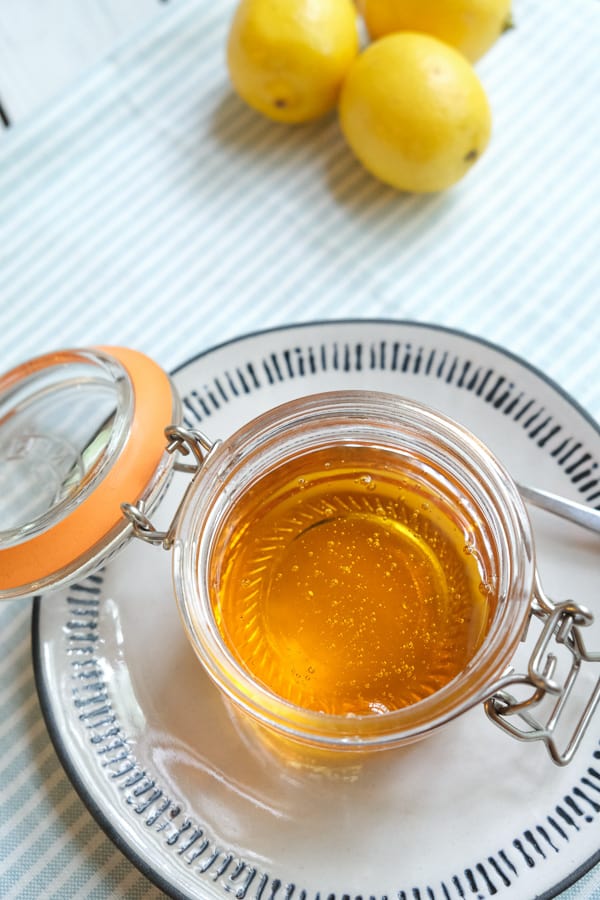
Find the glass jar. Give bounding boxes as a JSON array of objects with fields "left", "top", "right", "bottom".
[
  {"left": 169, "top": 391, "right": 597, "bottom": 764},
  {"left": 2, "top": 348, "right": 597, "bottom": 766}
]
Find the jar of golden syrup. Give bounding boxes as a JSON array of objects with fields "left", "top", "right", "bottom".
[
  {"left": 168, "top": 391, "right": 600, "bottom": 766},
  {"left": 1, "top": 349, "right": 598, "bottom": 765}
]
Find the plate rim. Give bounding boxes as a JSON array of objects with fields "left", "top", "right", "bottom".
[
  {"left": 171, "top": 319, "right": 600, "bottom": 438},
  {"left": 31, "top": 600, "right": 192, "bottom": 900},
  {"left": 32, "top": 318, "right": 600, "bottom": 900}
]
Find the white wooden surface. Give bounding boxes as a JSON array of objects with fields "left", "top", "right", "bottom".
[{"left": 0, "top": 0, "right": 171, "bottom": 126}]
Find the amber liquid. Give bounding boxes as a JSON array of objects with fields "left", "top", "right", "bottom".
[{"left": 209, "top": 445, "right": 494, "bottom": 716}]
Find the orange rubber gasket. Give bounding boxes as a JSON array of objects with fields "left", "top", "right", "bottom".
[{"left": 0, "top": 346, "right": 174, "bottom": 593}]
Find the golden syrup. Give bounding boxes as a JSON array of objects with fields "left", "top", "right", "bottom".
[{"left": 209, "top": 445, "right": 495, "bottom": 716}]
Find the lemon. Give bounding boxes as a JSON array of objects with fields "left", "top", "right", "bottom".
[
  {"left": 227, "top": 0, "right": 359, "bottom": 124},
  {"left": 358, "top": 0, "right": 512, "bottom": 62},
  {"left": 339, "top": 32, "right": 492, "bottom": 193}
]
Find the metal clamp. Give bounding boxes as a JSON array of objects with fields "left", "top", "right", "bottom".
[
  {"left": 165, "top": 425, "right": 214, "bottom": 473},
  {"left": 121, "top": 426, "right": 220, "bottom": 550},
  {"left": 485, "top": 574, "right": 600, "bottom": 765}
]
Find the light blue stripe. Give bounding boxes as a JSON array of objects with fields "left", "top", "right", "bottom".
[
  {"left": 0, "top": 738, "right": 59, "bottom": 828},
  {"left": 1, "top": 788, "right": 83, "bottom": 868},
  {"left": 0, "top": 610, "right": 30, "bottom": 655},
  {"left": 0, "top": 5, "right": 228, "bottom": 215},
  {"left": 59, "top": 860, "right": 162, "bottom": 900},
  {"left": 0, "top": 103, "right": 312, "bottom": 307},
  {"left": 0, "top": 0, "right": 229, "bottom": 178},
  {"left": 0, "top": 107, "right": 338, "bottom": 308},
  {"left": 4, "top": 813, "right": 98, "bottom": 898},
  {"left": 18, "top": 823, "right": 113, "bottom": 900}
]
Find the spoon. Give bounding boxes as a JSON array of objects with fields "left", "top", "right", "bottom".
[{"left": 518, "top": 484, "right": 600, "bottom": 536}]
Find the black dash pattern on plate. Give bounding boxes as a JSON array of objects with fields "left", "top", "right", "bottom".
[
  {"left": 180, "top": 339, "right": 600, "bottom": 510},
  {"left": 60, "top": 566, "right": 600, "bottom": 894}
]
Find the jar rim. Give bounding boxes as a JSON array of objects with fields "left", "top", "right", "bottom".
[{"left": 173, "top": 390, "right": 535, "bottom": 749}]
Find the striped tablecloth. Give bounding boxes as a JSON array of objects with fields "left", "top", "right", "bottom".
[{"left": 0, "top": 0, "right": 599, "bottom": 896}]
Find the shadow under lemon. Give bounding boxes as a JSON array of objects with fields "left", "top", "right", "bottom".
[
  {"left": 210, "top": 86, "right": 329, "bottom": 167},
  {"left": 209, "top": 84, "right": 455, "bottom": 223}
]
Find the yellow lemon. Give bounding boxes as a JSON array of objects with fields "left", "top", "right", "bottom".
[
  {"left": 339, "top": 32, "right": 492, "bottom": 193},
  {"left": 227, "top": 0, "right": 359, "bottom": 123},
  {"left": 358, "top": 0, "right": 512, "bottom": 62}
]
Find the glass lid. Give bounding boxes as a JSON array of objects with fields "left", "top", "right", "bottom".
[{"left": 0, "top": 347, "right": 179, "bottom": 601}]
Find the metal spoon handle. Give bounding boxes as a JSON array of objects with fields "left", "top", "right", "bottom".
[{"left": 518, "top": 484, "right": 600, "bottom": 536}]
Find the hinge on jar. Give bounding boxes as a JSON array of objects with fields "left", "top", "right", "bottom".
[
  {"left": 121, "top": 425, "right": 220, "bottom": 550},
  {"left": 485, "top": 573, "right": 600, "bottom": 766}
]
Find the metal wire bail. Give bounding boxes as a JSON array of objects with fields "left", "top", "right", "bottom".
[
  {"left": 165, "top": 425, "right": 215, "bottom": 473},
  {"left": 485, "top": 573, "right": 600, "bottom": 766},
  {"left": 121, "top": 425, "right": 220, "bottom": 550}
]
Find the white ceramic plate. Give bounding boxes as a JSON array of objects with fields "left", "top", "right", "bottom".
[{"left": 33, "top": 321, "right": 600, "bottom": 900}]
